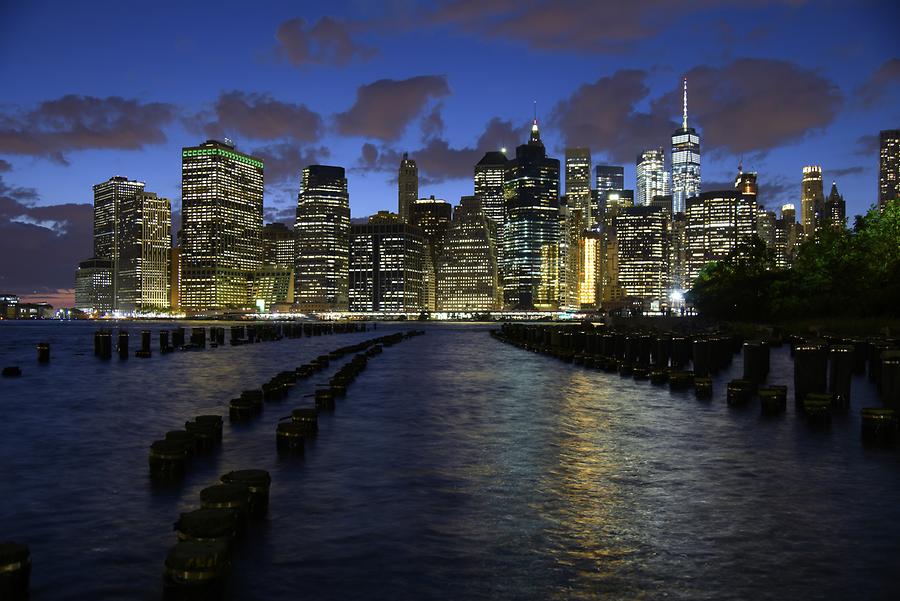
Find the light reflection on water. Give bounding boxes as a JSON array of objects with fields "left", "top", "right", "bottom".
[{"left": 0, "top": 321, "right": 898, "bottom": 600}]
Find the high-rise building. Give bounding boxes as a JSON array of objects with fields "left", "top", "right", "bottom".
[
  {"left": 262, "top": 222, "right": 295, "bottom": 268},
  {"left": 561, "top": 207, "right": 588, "bottom": 311},
  {"left": 436, "top": 196, "right": 501, "bottom": 312},
  {"left": 117, "top": 191, "right": 171, "bottom": 312},
  {"left": 671, "top": 78, "right": 701, "bottom": 214},
  {"left": 565, "top": 148, "right": 592, "bottom": 220},
  {"left": 825, "top": 182, "right": 846, "bottom": 228},
  {"left": 410, "top": 196, "right": 453, "bottom": 311},
  {"left": 475, "top": 151, "right": 508, "bottom": 231},
  {"left": 735, "top": 168, "right": 759, "bottom": 198},
  {"left": 180, "top": 139, "right": 264, "bottom": 313},
  {"left": 74, "top": 258, "right": 113, "bottom": 314},
  {"left": 294, "top": 165, "right": 350, "bottom": 312},
  {"left": 349, "top": 212, "right": 425, "bottom": 313},
  {"left": 616, "top": 206, "right": 669, "bottom": 309},
  {"left": 774, "top": 203, "right": 802, "bottom": 269},
  {"left": 800, "top": 165, "right": 824, "bottom": 237},
  {"left": 636, "top": 148, "right": 670, "bottom": 207},
  {"left": 670, "top": 212, "right": 688, "bottom": 293},
  {"left": 92, "top": 176, "right": 146, "bottom": 308},
  {"left": 398, "top": 153, "right": 418, "bottom": 222},
  {"left": 685, "top": 190, "right": 758, "bottom": 286},
  {"left": 169, "top": 247, "right": 181, "bottom": 310},
  {"left": 879, "top": 129, "right": 900, "bottom": 208},
  {"left": 756, "top": 208, "right": 777, "bottom": 250},
  {"left": 503, "top": 119, "right": 560, "bottom": 310},
  {"left": 595, "top": 165, "right": 624, "bottom": 194}
]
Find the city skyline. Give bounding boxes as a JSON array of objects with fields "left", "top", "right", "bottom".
[{"left": 1, "top": 1, "right": 898, "bottom": 305}]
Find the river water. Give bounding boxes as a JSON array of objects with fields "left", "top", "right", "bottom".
[{"left": 0, "top": 321, "right": 898, "bottom": 600}]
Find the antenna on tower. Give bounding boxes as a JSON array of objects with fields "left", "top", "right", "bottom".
[{"left": 682, "top": 77, "right": 688, "bottom": 130}]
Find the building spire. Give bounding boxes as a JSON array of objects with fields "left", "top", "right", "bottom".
[
  {"left": 682, "top": 77, "right": 688, "bottom": 130},
  {"left": 530, "top": 100, "right": 541, "bottom": 143}
]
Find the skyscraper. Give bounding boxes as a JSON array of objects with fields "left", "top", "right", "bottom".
[
  {"left": 294, "top": 165, "right": 350, "bottom": 312},
  {"left": 92, "top": 176, "right": 146, "bottom": 308},
  {"left": 398, "top": 153, "right": 418, "bottom": 222},
  {"left": 262, "top": 222, "right": 295, "bottom": 268},
  {"left": 800, "top": 165, "right": 824, "bottom": 237},
  {"left": 616, "top": 206, "right": 669, "bottom": 309},
  {"left": 671, "top": 78, "right": 701, "bottom": 214},
  {"left": 879, "top": 129, "right": 899, "bottom": 208},
  {"left": 474, "top": 151, "right": 508, "bottom": 230},
  {"left": 503, "top": 119, "right": 560, "bottom": 310},
  {"left": 565, "top": 148, "right": 592, "bottom": 220},
  {"left": 349, "top": 213, "right": 424, "bottom": 313},
  {"left": 595, "top": 165, "right": 624, "bottom": 193},
  {"left": 410, "top": 196, "right": 453, "bottom": 311},
  {"left": 74, "top": 258, "right": 113, "bottom": 314},
  {"left": 636, "top": 148, "right": 670, "bottom": 207},
  {"left": 685, "top": 190, "right": 758, "bottom": 286},
  {"left": 825, "top": 182, "right": 846, "bottom": 228},
  {"left": 180, "top": 139, "right": 264, "bottom": 313},
  {"left": 436, "top": 196, "right": 501, "bottom": 312},
  {"left": 117, "top": 191, "right": 171, "bottom": 312},
  {"left": 561, "top": 207, "right": 589, "bottom": 311}
]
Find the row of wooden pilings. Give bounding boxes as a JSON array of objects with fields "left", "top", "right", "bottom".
[
  {"left": 1, "top": 322, "right": 372, "bottom": 377},
  {"left": 152, "top": 328, "right": 423, "bottom": 598},
  {"left": 491, "top": 323, "right": 900, "bottom": 443}
]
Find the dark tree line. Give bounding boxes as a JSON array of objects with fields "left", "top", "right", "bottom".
[{"left": 687, "top": 201, "right": 900, "bottom": 321}]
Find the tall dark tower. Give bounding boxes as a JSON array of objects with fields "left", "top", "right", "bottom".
[
  {"left": 398, "top": 153, "right": 418, "bottom": 222},
  {"left": 503, "top": 118, "right": 560, "bottom": 310},
  {"left": 879, "top": 129, "right": 900, "bottom": 208},
  {"left": 825, "top": 182, "right": 846, "bottom": 228},
  {"left": 294, "top": 165, "right": 350, "bottom": 311}
]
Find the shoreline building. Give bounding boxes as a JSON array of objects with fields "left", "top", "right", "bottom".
[
  {"left": 262, "top": 222, "right": 295, "bottom": 268},
  {"left": 398, "top": 153, "right": 418, "bottom": 222},
  {"left": 595, "top": 165, "right": 625, "bottom": 226},
  {"left": 616, "top": 206, "right": 669, "bottom": 310},
  {"left": 410, "top": 196, "right": 452, "bottom": 311},
  {"left": 800, "top": 165, "right": 824, "bottom": 237},
  {"left": 436, "top": 196, "right": 501, "bottom": 312},
  {"left": 636, "top": 148, "right": 669, "bottom": 207},
  {"left": 180, "top": 139, "right": 264, "bottom": 313},
  {"left": 685, "top": 190, "right": 758, "bottom": 286},
  {"left": 294, "top": 165, "right": 351, "bottom": 312},
  {"left": 74, "top": 258, "right": 113, "bottom": 314},
  {"left": 474, "top": 151, "right": 508, "bottom": 242},
  {"left": 116, "top": 191, "right": 171, "bottom": 312},
  {"left": 671, "top": 78, "right": 701, "bottom": 214},
  {"left": 91, "top": 176, "right": 146, "bottom": 309},
  {"left": 349, "top": 212, "right": 425, "bottom": 313},
  {"left": 503, "top": 118, "right": 560, "bottom": 310},
  {"left": 879, "top": 129, "right": 899, "bottom": 208}
]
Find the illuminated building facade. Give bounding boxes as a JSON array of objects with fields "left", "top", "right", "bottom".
[
  {"left": 773, "top": 203, "right": 802, "bottom": 268},
  {"left": 671, "top": 78, "right": 701, "bottom": 214},
  {"left": 248, "top": 266, "right": 294, "bottom": 312},
  {"left": 577, "top": 230, "right": 602, "bottom": 309},
  {"left": 561, "top": 207, "right": 588, "bottom": 311},
  {"left": 74, "top": 258, "right": 113, "bottom": 313},
  {"left": 410, "top": 196, "right": 452, "bottom": 311},
  {"left": 117, "top": 191, "right": 171, "bottom": 312},
  {"left": 262, "top": 222, "right": 295, "bottom": 268},
  {"left": 800, "top": 165, "right": 824, "bottom": 236},
  {"left": 685, "top": 191, "right": 758, "bottom": 286},
  {"left": 436, "top": 196, "right": 500, "bottom": 311},
  {"left": 294, "top": 165, "right": 350, "bottom": 311},
  {"left": 595, "top": 165, "right": 624, "bottom": 194},
  {"left": 92, "top": 176, "right": 146, "bottom": 308},
  {"left": 880, "top": 129, "right": 900, "bottom": 208},
  {"left": 615, "top": 206, "right": 669, "bottom": 308},
  {"left": 349, "top": 213, "right": 425, "bottom": 312},
  {"left": 503, "top": 120, "right": 560, "bottom": 310},
  {"left": 180, "top": 139, "right": 264, "bottom": 313},
  {"left": 398, "top": 153, "right": 418, "bottom": 222},
  {"left": 169, "top": 247, "right": 180, "bottom": 310},
  {"left": 636, "top": 148, "right": 669, "bottom": 207},
  {"left": 825, "top": 182, "right": 846, "bottom": 228},
  {"left": 565, "top": 148, "right": 592, "bottom": 220}
]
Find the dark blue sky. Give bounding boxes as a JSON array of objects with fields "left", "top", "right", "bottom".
[{"left": 1, "top": 0, "right": 898, "bottom": 302}]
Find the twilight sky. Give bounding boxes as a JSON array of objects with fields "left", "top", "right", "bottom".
[{"left": 1, "top": 0, "right": 898, "bottom": 305}]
